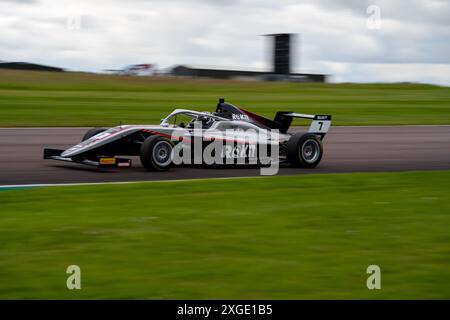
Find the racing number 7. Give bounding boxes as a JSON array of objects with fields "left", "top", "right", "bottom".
[{"left": 318, "top": 121, "right": 323, "bottom": 131}]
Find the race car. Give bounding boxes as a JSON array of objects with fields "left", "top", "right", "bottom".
[{"left": 43, "top": 99, "right": 331, "bottom": 171}]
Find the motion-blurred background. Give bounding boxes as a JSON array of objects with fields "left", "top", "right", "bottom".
[{"left": 1, "top": 0, "right": 449, "bottom": 85}]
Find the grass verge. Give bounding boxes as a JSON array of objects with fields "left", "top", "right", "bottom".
[
  {"left": 0, "top": 70, "right": 449, "bottom": 126},
  {"left": 0, "top": 171, "right": 449, "bottom": 299}
]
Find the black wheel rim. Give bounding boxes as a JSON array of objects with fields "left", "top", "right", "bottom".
[
  {"left": 152, "top": 141, "right": 172, "bottom": 166},
  {"left": 301, "top": 139, "right": 320, "bottom": 163}
]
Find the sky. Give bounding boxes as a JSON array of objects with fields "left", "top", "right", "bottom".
[{"left": 1, "top": 0, "right": 449, "bottom": 85}]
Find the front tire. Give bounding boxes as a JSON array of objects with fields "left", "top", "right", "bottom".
[
  {"left": 287, "top": 133, "right": 323, "bottom": 168},
  {"left": 140, "top": 136, "right": 174, "bottom": 171}
]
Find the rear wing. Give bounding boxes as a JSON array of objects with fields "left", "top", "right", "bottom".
[
  {"left": 275, "top": 112, "right": 332, "bottom": 138},
  {"left": 215, "top": 98, "right": 331, "bottom": 138}
]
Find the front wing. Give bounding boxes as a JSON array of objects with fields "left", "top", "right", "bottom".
[{"left": 43, "top": 149, "right": 132, "bottom": 168}]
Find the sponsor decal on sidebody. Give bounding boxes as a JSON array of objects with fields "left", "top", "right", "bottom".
[
  {"left": 220, "top": 144, "right": 257, "bottom": 159},
  {"left": 170, "top": 121, "right": 280, "bottom": 174},
  {"left": 232, "top": 114, "right": 250, "bottom": 120}
]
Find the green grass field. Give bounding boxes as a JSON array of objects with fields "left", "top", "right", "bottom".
[
  {"left": 0, "top": 171, "right": 449, "bottom": 299},
  {"left": 0, "top": 70, "right": 449, "bottom": 127}
]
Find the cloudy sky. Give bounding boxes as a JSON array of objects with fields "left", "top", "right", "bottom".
[{"left": 1, "top": 0, "right": 449, "bottom": 85}]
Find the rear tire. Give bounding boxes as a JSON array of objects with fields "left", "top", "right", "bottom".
[
  {"left": 82, "top": 128, "right": 105, "bottom": 141},
  {"left": 140, "top": 136, "right": 174, "bottom": 171},
  {"left": 287, "top": 133, "right": 323, "bottom": 168}
]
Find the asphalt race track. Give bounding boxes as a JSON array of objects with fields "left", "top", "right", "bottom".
[{"left": 1, "top": 126, "right": 449, "bottom": 186}]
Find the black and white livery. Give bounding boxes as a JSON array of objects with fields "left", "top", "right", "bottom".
[{"left": 43, "top": 99, "right": 332, "bottom": 171}]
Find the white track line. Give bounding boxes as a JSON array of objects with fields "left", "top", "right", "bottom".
[{"left": 0, "top": 175, "right": 267, "bottom": 189}]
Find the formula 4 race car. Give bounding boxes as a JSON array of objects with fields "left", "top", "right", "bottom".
[{"left": 43, "top": 99, "right": 331, "bottom": 171}]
